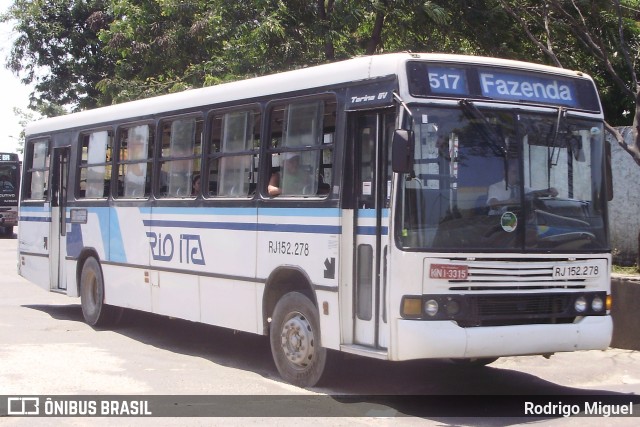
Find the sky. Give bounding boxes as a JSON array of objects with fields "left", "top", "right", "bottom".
[{"left": 0, "top": 0, "right": 34, "bottom": 158}]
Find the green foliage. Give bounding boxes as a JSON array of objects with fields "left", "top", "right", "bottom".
[
  {"left": 3, "top": 0, "right": 640, "bottom": 133},
  {"left": 612, "top": 264, "right": 640, "bottom": 275},
  {"left": 1, "top": 0, "right": 114, "bottom": 111}
]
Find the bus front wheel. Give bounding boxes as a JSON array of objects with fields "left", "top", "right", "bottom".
[
  {"left": 79, "top": 257, "right": 121, "bottom": 327},
  {"left": 270, "top": 292, "right": 327, "bottom": 388}
]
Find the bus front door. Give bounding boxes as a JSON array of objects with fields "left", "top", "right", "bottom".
[
  {"left": 50, "top": 146, "right": 70, "bottom": 292},
  {"left": 351, "top": 110, "right": 394, "bottom": 349}
]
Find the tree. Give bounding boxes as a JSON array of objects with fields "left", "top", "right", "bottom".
[
  {"left": 497, "top": 0, "right": 640, "bottom": 165},
  {"left": 1, "top": 0, "right": 115, "bottom": 111}
]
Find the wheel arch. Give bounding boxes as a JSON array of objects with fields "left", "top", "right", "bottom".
[{"left": 262, "top": 266, "right": 317, "bottom": 335}]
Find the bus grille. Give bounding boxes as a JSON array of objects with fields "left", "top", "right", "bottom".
[
  {"left": 452, "top": 293, "right": 578, "bottom": 327},
  {"left": 446, "top": 257, "right": 604, "bottom": 291},
  {"left": 476, "top": 294, "right": 569, "bottom": 316}
]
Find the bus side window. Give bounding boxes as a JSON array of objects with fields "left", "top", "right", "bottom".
[
  {"left": 266, "top": 98, "right": 335, "bottom": 198},
  {"left": 158, "top": 117, "right": 203, "bottom": 198},
  {"left": 207, "top": 109, "right": 260, "bottom": 199},
  {"left": 25, "top": 140, "right": 50, "bottom": 200},
  {"left": 78, "top": 130, "right": 112, "bottom": 199},
  {"left": 116, "top": 124, "right": 154, "bottom": 199}
]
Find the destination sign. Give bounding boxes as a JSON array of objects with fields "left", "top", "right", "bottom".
[
  {"left": 478, "top": 69, "right": 577, "bottom": 107},
  {"left": 426, "top": 66, "right": 468, "bottom": 96},
  {"left": 407, "top": 61, "right": 600, "bottom": 111}
]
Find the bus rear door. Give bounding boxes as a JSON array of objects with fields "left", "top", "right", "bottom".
[{"left": 50, "top": 146, "right": 70, "bottom": 292}]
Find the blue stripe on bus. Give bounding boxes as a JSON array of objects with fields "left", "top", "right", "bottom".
[
  {"left": 257, "top": 223, "right": 341, "bottom": 234},
  {"left": 140, "top": 207, "right": 257, "bottom": 216},
  {"left": 142, "top": 207, "right": 342, "bottom": 218},
  {"left": 19, "top": 207, "right": 52, "bottom": 222},
  {"left": 143, "top": 219, "right": 257, "bottom": 231},
  {"left": 109, "top": 209, "right": 127, "bottom": 263},
  {"left": 19, "top": 216, "right": 51, "bottom": 222},
  {"left": 66, "top": 223, "right": 84, "bottom": 258},
  {"left": 357, "top": 209, "right": 390, "bottom": 218},
  {"left": 142, "top": 219, "right": 341, "bottom": 235},
  {"left": 357, "top": 226, "right": 389, "bottom": 236},
  {"left": 19, "top": 206, "right": 49, "bottom": 212},
  {"left": 258, "top": 208, "right": 342, "bottom": 218}
]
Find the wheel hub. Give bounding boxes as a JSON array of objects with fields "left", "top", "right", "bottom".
[{"left": 280, "top": 313, "right": 315, "bottom": 367}]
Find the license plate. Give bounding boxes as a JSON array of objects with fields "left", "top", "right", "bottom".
[
  {"left": 429, "top": 264, "right": 469, "bottom": 280},
  {"left": 552, "top": 263, "right": 601, "bottom": 279}
]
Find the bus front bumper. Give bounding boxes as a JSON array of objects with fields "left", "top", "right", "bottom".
[{"left": 393, "top": 315, "right": 613, "bottom": 361}]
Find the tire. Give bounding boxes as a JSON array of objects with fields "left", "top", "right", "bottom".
[
  {"left": 449, "top": 357, "right": 498, "bottom": 367},
  {"left": 270, "top": 292, "right": 327, "bottom": 388},
  {"left": 79, "top": 257, "right": 122, "bottom": 327}
]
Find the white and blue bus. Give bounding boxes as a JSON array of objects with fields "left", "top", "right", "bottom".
[{"left": 19, "top": 53, "right": 612, "bottom": 387}]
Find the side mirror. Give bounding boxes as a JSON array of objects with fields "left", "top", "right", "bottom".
[{"left": 392, "top": 129, "right": 415, "bottom": 173}]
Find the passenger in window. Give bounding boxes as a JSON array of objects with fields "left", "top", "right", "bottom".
[
  {"left": 192, "top": 174, "right": 201, "bottom": 196},
  {"left": 268, "top": 152, "right": 310, "bottom": 196}
]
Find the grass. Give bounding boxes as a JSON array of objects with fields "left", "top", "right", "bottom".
[{"left": 612, "top": 265, "right": 640, "bottom": 275}]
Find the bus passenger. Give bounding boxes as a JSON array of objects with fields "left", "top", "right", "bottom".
[
  {"left": 268, "top": 152, "right": 310, "bottom": 196},
  {"left": 192, "top": 174, "right": 201, "bottom": 196}
]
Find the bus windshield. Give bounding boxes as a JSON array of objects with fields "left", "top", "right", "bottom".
[
  {"left": 0, "top": 163, "right": 19, "bottom": 196},
  {"left": 396, "top": 105, "right": 608, "bottom": 252}
]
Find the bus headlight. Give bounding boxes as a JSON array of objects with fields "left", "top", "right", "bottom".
[
  {"left": 424, "top": 299, "right": 439, "bottom": 317},
  {"left": 591, "top": 296, "right": 604, "bottom": 312},
  {"left": 574, "top": 296, "right": 587, "bottom": 313}
]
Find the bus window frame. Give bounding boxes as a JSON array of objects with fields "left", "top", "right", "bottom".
[
  {"left": 205, "top": 104, "right": 262, "bottom": 200},
  {"left": 113, "top": 120, "right": 156, "bottom": 201},
  {"left": 76, "top": 127, "right": 114, "bottom": 200},
  {"left": 262, "top": 94, "right": 337, "bottom": 200},
  {"left": 23, "top": 138, "right": 51, "bottom": 202},
  {"left": 156, "top": 113, "right": 204, "bottom": 200}
]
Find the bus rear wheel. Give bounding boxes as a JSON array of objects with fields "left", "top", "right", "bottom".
[
  {"left": 270, "top": 292, "right": 327, "bottom": 388},
  {"left": 79, "top": 257, "right": 122, "bottom": 327}
]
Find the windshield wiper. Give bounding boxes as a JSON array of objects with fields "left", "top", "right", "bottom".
[
  {"left": 458, "top": 99, "right": 507, "bottom": 158},
  {"left": 549, "top": 107, "right": 567, "bottom": 167}
]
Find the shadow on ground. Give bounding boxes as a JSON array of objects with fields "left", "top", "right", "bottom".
[{"left": 24, "top": 303, "right": 637, "bottom": 425}]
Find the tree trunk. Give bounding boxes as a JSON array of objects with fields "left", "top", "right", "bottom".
[
  {"left": 317, "top": 0, "right": 335, "bottom": 61},
  {"left": 366, "top": 6, "right": 386, "bottom": 55}
]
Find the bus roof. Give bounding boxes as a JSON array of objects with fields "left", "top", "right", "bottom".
[{"left": 25, "top": 53, "right": 594, "bottom": 136}]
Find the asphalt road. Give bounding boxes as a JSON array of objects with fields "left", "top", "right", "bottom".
[{"left": 0, "top": 231, "right": 638, "bottom": 426}]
